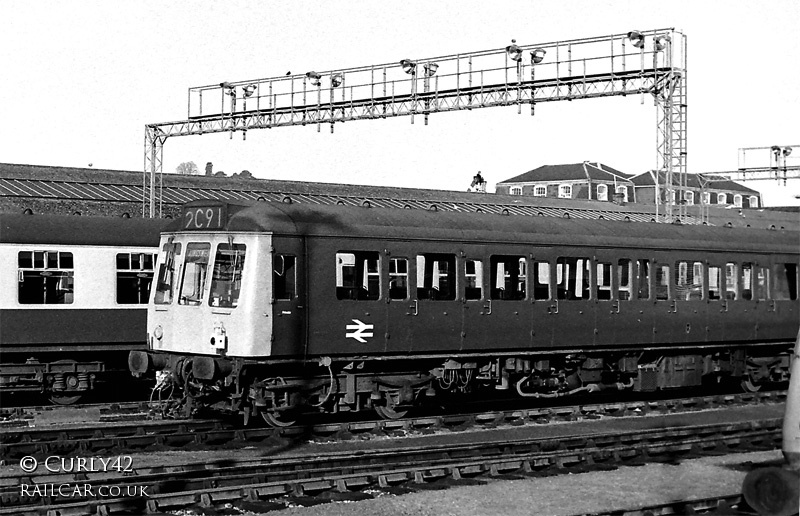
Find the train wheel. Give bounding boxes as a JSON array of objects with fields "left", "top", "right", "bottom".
[
  {"left": 49, "top": 393, "right": 83, "bottom": 405},
  {"left": 374, "top": 390, "right": 409, "bottom": 420},
  {"left": 375, "top": 405, "right": 408, "bottom": 420},
  {"left": 741, "top": 374, "right": 763, "bottom": 393},
  {"left": 261, "top": 411, "right": 297, "bottom": 428}
]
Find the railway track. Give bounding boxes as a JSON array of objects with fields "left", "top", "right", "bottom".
[
  {"left": 0, "top": 390, "right": 786, "bottom": 460},
  {"left": 0, "top": 418, "right": 781, "bottom": 515}
]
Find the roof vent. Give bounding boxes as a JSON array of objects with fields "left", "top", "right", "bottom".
[
  {"left": 362, "top": 200, "right": 371, "bottom": 208},
  {"left": 23, "top": 208, "right": 33, "bottom": 215},
  {"left": 502, "top": 208, "right": 510, "bottom": 215},
  {"left": 256, "top": 196, "right": 267, "bottom": 201},
  {"left": 429, "top": 204, "right": 438, "bottom": 211},
  {"left": 121, "top": 213, "right": 131, "bottom": 218},
  {"left": 563, "top": 212, "right": 571, "bottom": 219},
  {"left": 337, "top": 200, "right": 345, "bottom": 205},
  {"left": 282, "top": 196, "right": 292, "bottom": 204}
]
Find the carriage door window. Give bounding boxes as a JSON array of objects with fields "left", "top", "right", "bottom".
[
  {"left": 273, "top": 255, "right": 296, "bottom": 300},
  {"left": 336, "top": 252, "right": 380, "bottom": 300},
  {"left": 416, "top": 254, "right": 456, "bottom": 300},
  {"left": 675, "top": 261, "right": 703, "bottom": 300},
  {"left": 755, "top": 266, "right": 770, "bottom": 301},
  {"left": 637, "top": 259, "right": 650, "bottom": 300},
  {"left": 618, "top": 259, "right": 632, "bottom": 300},
  {"left": 725, "top": 263, "right": 738, "bottom": 300},
  {"left": 154, "top": 242, "right": 181, "bottom": 305},
  {"left": 708, "top": 265, "right": 722, "bottom": 300},
  {"left": 491, "top": 256, "right": 526, "bottom": 300},
  {"left": 209, "top": 243, "right": 246, "bottom": 308},
  {"left": 18, "top": 251, "right": 74, "bottom": 304},
  {"left": 595, "top": 261, "right": 612, "bottom": 300},
  {"left": 532, "top": 261, "right": 551, "bottom": 300},
  {"left": 742, "top": 263, "right": 754, "bottom": 300},
  {"left": 655, "top": 264, "right": 670, "bottom": 300},
  {"left": 178, "top": 243, "right": 211, "bottom": 305},
  {"left": 464, "top": 259, "right": 483, "bottom": 300},
  {"left": 773, "top": 263, "right": 798, "bottom": 300},
  {"left": 116, "top": 252, "right": 156, "bottom": 304},
  {"left": 556, "top": 257, "right": 590, "bottom": 300},
  {"left": 389, "top": 257, "right": 409, "bottom": 300}
]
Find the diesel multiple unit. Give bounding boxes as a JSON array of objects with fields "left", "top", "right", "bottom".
[{"left": 128, "top": 200, "right": 798, "bottom": 425}]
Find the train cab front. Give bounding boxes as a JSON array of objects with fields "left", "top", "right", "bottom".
[{"left": 128, "top": 201, "right": 274, "bottom": 412}]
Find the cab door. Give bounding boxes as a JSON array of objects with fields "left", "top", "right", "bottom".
[{"left": 270, "top": 237, "right": 306, "bottom": 357}]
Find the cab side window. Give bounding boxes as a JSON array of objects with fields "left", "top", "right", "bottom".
[{"left": 274, "top": 254, "right": 296, "bottom": 300}]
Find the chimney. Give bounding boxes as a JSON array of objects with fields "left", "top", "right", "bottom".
[{"left": 205, "top": 162, "right": 213, "bottom": 176}]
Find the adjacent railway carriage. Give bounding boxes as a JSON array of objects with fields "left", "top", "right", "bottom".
[
  {"left": 0, "top": 213, "right": 166, "bottom": 403},
  {"left": 130, "top": 200, "right": 799, "bottom": 425}
]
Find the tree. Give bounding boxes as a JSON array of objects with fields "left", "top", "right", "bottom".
[{"left": 176, "top": 161, "right": 199, "bottom": 175}]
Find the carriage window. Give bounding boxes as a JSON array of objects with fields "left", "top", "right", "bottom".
[
  {"left": 675, "top": 261, "right": 703, "bottom": 300},
  {"left": 556, "top": 257, "right": 590, "bottom": 300},
  {"left": 491, "top": 256, "right": 526, "bottom": 300},
  {"left": 209, "top": 243, "right": 246, "bottom": 308},
  {"left": 154, "top": 241, "right": 181, "bottom": 304},
  {"left": 773, "top": 263, "right": 798, "bottom": 300},
  {"left": 273, "top": 254, "right": 296, "bottom": 300},
  {"left": 18, "top": 251, "right": 74, "bottom": 304},
  {"left": 725, "top": 263, "right": 738, "bottom": 300},
  {"left": 464, "top": 259, "right": 483, "bottom": 300},
  {"left": 389, "top": 257, "right": 409, "bottom": 300},
  {"left": 637, "top": 259, "right": 650, "bottom": 300},
  {"left": 416, "top": 253, "right": 456, "bottom": 300},
  {"left": 532, "top": 261, "right": 551, "bottom": 300},
  {"left": 618, "top": 259, "right": 632, "bottom": 300},
  {"left": 116, "top": 253, "right": 156, "bottom": 304},
  {"left": 595, "top": 262, "right": 612, "bottom": 300},
  {"left": 755, "top": 266, "right": 770, "bottom": 301},
  {"left": 336, "top": 251, "right": 380, "bottom": 300},
  {"left": 708, "top": 266, "right": 722, "bottom": 300},
  {"left": 655, "top": 264, "right": 670, "bottom": 300},
  {"left": 742, "top": 263, "right": 753, "bottom": 300},
  {"left": 179, "top": 243, "right": 211, "bottom": 305}
]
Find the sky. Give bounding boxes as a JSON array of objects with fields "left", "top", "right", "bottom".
[{"left": 1, "top": 1, "right": 799, "bottom": 207}]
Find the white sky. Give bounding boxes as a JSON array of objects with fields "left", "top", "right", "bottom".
[{"left": 2, "top": 0, "right": 799, "bottom": 206}]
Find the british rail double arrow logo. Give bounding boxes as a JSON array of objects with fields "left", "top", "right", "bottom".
[{"left": 345, "top": 319, "right": 374, "bottom": 343}]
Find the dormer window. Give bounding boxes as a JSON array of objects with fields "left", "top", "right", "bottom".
[
  {"left": 749, "top": 195, "right": 759, "bottom": 208},
  {"left": 534, "top": 186, "right": 547, "bottom": 197},
  {"left": 684, "top": 191, "right": 694, "bottom": 206},
  {"left": 615, "top": 185, "right": 628, "bottom": 202},
  {"left": 733, "top": 194, "right": 742, "bottom": 208},
  {"left": 558, "top": 184, "right": 572, "bottom": 199},
  {"left": 717, "top": 193, "right": 727, "bottom": 205},
  {"left": 596, "top": 184, "right": 608, "bottom": 201},
  {"left": 510, "top": 187, "right": 522, "bottom": 196}
]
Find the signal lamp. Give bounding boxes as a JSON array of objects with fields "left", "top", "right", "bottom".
[
  {"left": 305, "top": 71, "right": 322, "bottom": 86},
  {"left": 531, "top": 48, "right": 546, "bottom": 64},
  {"left": 424, "top": 62, "right": 439, "bottom": 77},
  {"left": 505, "top": 40, "right": 522, "bottom": 62},
  {"left": 400, "top": 59, "right": 416, "bottom": 74},
  {"left": 627, "top": 30, "right": 645, "bottom": 49}
]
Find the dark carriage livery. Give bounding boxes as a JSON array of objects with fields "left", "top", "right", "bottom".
[
  {"left": 0, "top": 214, "right": 166, "bottom": 403},
  {"left": 130, "top": 200, "right": 799, "bottom": 424}
]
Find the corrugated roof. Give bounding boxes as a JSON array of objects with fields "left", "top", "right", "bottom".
[
  {"left": 0, "top": 163, "right": 793, "bottom": 229},
  {"left": 628, "top": 170, "right": 760, "bottom": 194}
]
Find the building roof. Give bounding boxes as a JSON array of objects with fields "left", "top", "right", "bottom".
[
  {"left": 628, "top": 170, "right": 760, "bottom": 194},
  {"left": 497, "top": 162, "right": 632, "bottom": 184},
  {"left": 1, "top": 163, "right": 793, "bottom": 229}
]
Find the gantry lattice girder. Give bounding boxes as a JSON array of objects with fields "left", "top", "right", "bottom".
[{"left": 144, "top": 28, "right": 686, "bottom": 217}]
